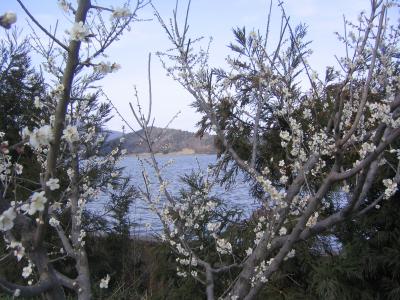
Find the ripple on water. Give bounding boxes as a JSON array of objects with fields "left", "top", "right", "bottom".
[{"left": 89, "top": 154, "right": 259, "bottom": 235}]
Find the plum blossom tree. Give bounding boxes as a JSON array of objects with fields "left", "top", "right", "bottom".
[
  {"left": 0, "top": 0, "right": 147, "bottom": 299},
  {"left": 1, "top": 0, "right": 399, "bottom": 299},
  {"left": 126, "top": 0, "right": 400, "bottom": 299}
]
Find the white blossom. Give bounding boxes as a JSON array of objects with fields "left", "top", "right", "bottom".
[
  {"left": 383, "top": 178, "right": 398, "bottom": 199},
  {"left": 28, "top": 191, "right": 47, "bottom": 215},
  {"left": 279, "top": 175, "right": 288, "bottom": 184},
  {"left": 177, "top": 269, "right": 187, "bottom": 277},
  {"left": 342, "top": 184, "right": 350, "bottom": 193},
  {"left": 21, "top": 127, "right": 31, "bottom": 140},
  {"left": 99, "top": 274, "right": 110, "bottom": 289},
  {"left": 14, "top": 163, "right": 23, "bottom": 175},
  {"left": 216, "top": 238, "right": 232, "bottom": 254},
  {"left": 58, "top": 0, "right": 70, "bottom": 12},
  {"left": 34, "top": 96, "right": 43, "bottom": 109},
  {"left": 68, "top": 21, "right": 89, "bottom": 42},
  {"left": 0, "top": 207, "right": 16, "bottom": 232},
  {"left": 46, "top": 178, "right": 60, "bottom": 191},
  {"left": 10, "top": 241, "right": 25, "bottom": 261},
  {"left": 303, "top": 108, "right": 312, "bottom": 119},
  {"left": 284, "top": 249, "right": 296, "bottom": 260},
  {"left": 22, "top": 263, "right": 32, "bottom": 278},
  {"left": 279, "top": 130, "right": 291, "bottom": 147},
  {"left": 94, "top": 62, "right": 121, "bottom": 74},
  {"left": 78, "top": 229, "right": 86, "bottom": 246},
  {"left": 111, "top": 7, "right": 131, "bottom": 20},
  {"left": 207, "top": 222, "right": 220, "bottom": 232},
  {"left": 279, "top": 227, "right": 287, "bottom": 236},
  {"left": 306, "top": 212, "right": 319, "bottom": 227},
  {"left": 245, "top": 247, "right": 253, "bottom": 256},
  {"left": 1, "top": 141, "right": 9, "bottom": 154},
  {"left": 29, "top": 125, "right": 53, "bottom": 149},
  {"left": 67, "top": 168, "right": 74, "bottom": 180},
  {"left": 190, "top": 270, "right": 198, "bottom": 277},
  {"left": 13, "top": 289, "right": 20, "bottom": 297},
  {"left": 62, "top": 125, "right": 79, "bottom": 144},
  {"left": 49, "top": 217, "right": 60, "bottom": 227}
]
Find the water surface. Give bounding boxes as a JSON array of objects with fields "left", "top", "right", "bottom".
[{"left": 91, "top": 154, "right": 259, "bottom": 234}]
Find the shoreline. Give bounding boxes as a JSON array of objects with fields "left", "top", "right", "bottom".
[{"left": 90, "top": 229, "right": 160, "bottom": 243}]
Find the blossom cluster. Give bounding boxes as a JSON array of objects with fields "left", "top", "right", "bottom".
[
  {"left": 24, "top": 125, "right": 54, "bottom": 149},
  {"left": 68, "top": 21, "right": 90, "bottom": 42},
  {"left": 94, "top": 62, "right": 121, "bottom": 75},
  {"left": 111, "top": 7, "right": 131, "bottom": 20},
  {"left": 0, "top": 207, "right": 16, "bottom": 232}
]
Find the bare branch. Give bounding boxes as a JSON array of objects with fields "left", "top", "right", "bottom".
[{"left": 16, "top": 0, "right": 69, "bottom": 51}]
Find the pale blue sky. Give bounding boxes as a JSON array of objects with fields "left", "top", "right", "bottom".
[{"left": 1, "top": 0, "right": 392, "bottom": 132}]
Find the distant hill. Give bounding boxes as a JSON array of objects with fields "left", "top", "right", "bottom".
[
  {"left": 105, "top": 130, "right": 124, "bottom": 141},
  {"left": 103, "top": 127, "right": 216, "bottom": 155}
]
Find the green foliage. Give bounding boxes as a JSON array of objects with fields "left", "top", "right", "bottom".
[
  {"left": 0, "top": 30, "right": 46, "bottom": 204},
  {"left": 0, "top": 30, "right": 46, "bottom": 142}
]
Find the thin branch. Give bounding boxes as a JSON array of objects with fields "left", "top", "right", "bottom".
[
  {"left": 146, "top": 53, "right": 152, "bottom": 125},
  {"left": 16, "top": 0, "right": 69, "bottom": 51},
  {"left": 339, "top": 3, "right": 386, "bottom": 146}
]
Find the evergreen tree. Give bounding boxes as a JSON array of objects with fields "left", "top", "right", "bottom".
[{"left": 0, "top": 30, "right": 46, "bottom": 143}]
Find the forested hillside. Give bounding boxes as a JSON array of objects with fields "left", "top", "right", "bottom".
[{"left": 104, "top": 127, "right": 216, "bottom": 154}]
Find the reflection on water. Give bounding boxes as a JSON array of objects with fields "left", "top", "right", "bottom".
[{"left": 90, "top": 154, "right": 259, "bottom": 234}]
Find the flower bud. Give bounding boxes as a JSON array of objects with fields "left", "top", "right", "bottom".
[{"left": 0, "top": 12, "right": 17, "bottom": 29}]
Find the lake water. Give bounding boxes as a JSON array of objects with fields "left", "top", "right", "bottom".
[{"left": 91, "top": 154, "right": 259, "bottom": 234}]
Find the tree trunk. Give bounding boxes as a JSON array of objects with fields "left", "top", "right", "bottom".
[
  {"left": 30, "top": 247, "right": 66, "bottom": 300},
  {"left": 77, "top": 251, "right": 92, "bottom": 300}
]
